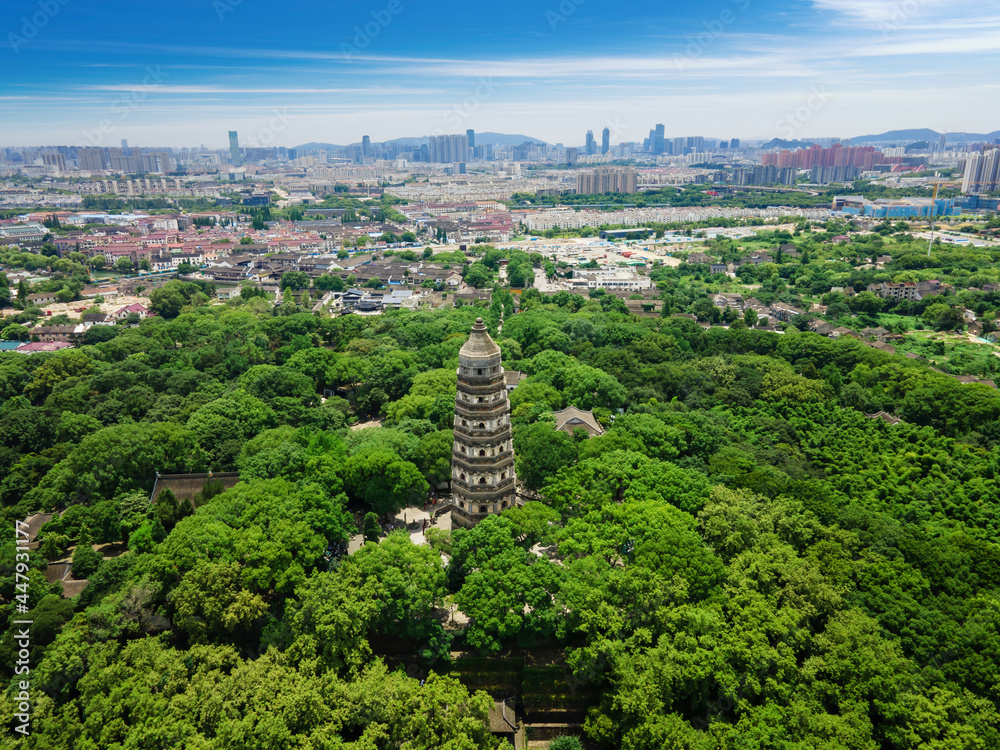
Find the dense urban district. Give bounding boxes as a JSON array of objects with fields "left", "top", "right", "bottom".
[{"left": 2, "top": 133, "right": 1000, "bottom": 749}]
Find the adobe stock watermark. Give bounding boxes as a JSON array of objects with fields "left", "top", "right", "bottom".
[
  {"left": 7, "top": 0, "right": 70, "bottom": 53},
  {"left": 674, "top": 0, "right": 751, "bottom": 71},
  {"left": 547, "top": 0, "right": 586, "bottom": 31},
  {"left": 604, "top": 115, "right": 627, "bottom": 145},
  {"left": 775, "top": 86, "right": 829, "bottom": 140},
  {"left": 240, "top": 108, "right": 296, "bottom": 148},
  {"left": 213, "top": 0, "right": 242, "bottom": 22},
  {"left": 431, "top": 78, "right": 498, "bottom": 135},
  {"left": 877, "top": 0, "right": 925, "bottom": 39},
  {"left": 340, "top": 0, "right": 410, "bottom": 59},
  {"left": 77, "top": 66, "right": 169, "bottom": 148}
]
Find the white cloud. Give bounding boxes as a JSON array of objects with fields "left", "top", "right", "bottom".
[{"left": 808, "top": 0, "right": 952, "bottom": 24}]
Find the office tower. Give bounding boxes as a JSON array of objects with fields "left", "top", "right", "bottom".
[
  {"left": 719, "top": 141, "right": 729, "bottom": 150},
  {"left": 565, "top": 147, "right": 578, "bottom": 165},
  {"left": 228, "top": 131, "right": 242, "bottom": 167},
  {"left": 731, "top": 138, "right": 741, "bottom": 149},
  {"left": 585, "top": 130, "right": 596, "bottom": 155},
  {"left": 121, "top": 139, "right": 129, "bottom": 154},
  {"left": 467, "top": 129, "right": 476, "bottom": 158},
  {"left": 939, "top": 134, "right": 947, "bottom": 153},
  {"left": 601, "top": 127, "right": 611, "bottom": 155},
  {"left": 362, "top": 135, "right": 371, "bottom": 159},
  {"left": 652, "top": 123, "right": 665, "bottom": 155},
  {"left": 451, "top": 318, "right": 517, "bottom": 529}
]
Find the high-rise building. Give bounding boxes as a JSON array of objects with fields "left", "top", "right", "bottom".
[
  {"left": 41, "top": 153, "right": 67, "bottom": 171},
  {"left": 652, "top": 124, "right": 665, "bottom": 155},
  {"left": 467, "top": 129, "right": 475, "bottom": 158},
  {"left": 565, "top": 147, "right": 578, "bottom": 165},
  {"left": 428, "top": 134, "right": 470, "bottom": 163},
  {"left": 962, "top": 147, "right": 1000, "bottom": 194},
  {"left": 78, "top": 148, "right": 108, "bottom": 171},
  {"left": 576, "top": 167, "right": 638, "bottom": 195},
  {"left": 585, "top": 130, "right": 596, "bottom": 155},
  {"left": 228, "top": 131, "right": 242, "bottom": 167},
  {"left": 731, "top": 138, "right": 741, "bottom": 149},
  {"left": 121, "top": 139, "right": 129, "bottom": 154},
  {"left": 602, "top": 127, "right": 610, "bottom": 155},
  {"left": 362, "top": 135, "right": 371, "bottom": 159},
  {"left": 451, "top": 318, "right": 517, "bottom": 529}
]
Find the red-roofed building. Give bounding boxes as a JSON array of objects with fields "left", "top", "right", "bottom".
[{"left": 112, "top": 303, "right": 150, "bottom": 320}]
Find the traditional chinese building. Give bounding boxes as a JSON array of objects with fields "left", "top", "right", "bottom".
[{"left": 451, "top": 317, "right": 517, "bottom": 528}]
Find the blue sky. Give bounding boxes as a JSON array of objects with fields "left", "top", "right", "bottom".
[{"left": 2, "top": 0, "right": 998, "bottom": 148}]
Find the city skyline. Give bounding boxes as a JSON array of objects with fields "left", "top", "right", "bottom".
[{"left": 2, "top": 0, "right": 999, "bottom": 147}]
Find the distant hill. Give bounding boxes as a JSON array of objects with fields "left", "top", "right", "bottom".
[
  {"left": 761, "top": 138, "right": 817, "bottom": 150},
  {"left": 850, "top": 129, "right": 1000, "bottom": 145},
  {"left": 292, "top": 142, "right": 344, "bottom": 151},
  {"left": 294, "top": 133, "right": 549, "bottom": 151}
]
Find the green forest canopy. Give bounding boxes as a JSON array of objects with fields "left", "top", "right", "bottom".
[{"left": 1, "top": 294, "right": 1000, "bottom": 748}]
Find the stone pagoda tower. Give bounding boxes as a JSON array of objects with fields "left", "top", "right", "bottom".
[{"left": 451, "top": 318, "right": 516, "bottom": 528}]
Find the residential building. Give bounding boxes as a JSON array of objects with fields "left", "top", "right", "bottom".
[
  {"left": 576, "top": 167, "right": 638, "bottom": 195},
  {"left": 962, "top": 147, "right": 1000, "bottom": 194}
]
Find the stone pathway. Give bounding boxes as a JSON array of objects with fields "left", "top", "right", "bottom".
[{"left": 348, "top": 503, "right": 453, "bottom": 553}]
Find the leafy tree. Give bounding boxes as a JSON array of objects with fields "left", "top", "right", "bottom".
[
  {"left": 363, "top": 511, "right": 380, "bottom": 543},
  {"left": 1, "top": 323, "right": 30, "bottom": 341},
  {"left": 464, "top": 262, "right": 491, "bottom": 288},
  {"left": 513, "top": 421, "right": 577, "bottom": 491},
  {"left": 71, "top": 526, "right": 103, "bottom": 578},
  {"left": 280, "top": 271, "right": 311, "bottom": 290},
  {"left": 345, "top": 450, "right": 429, "bottom": 515}
]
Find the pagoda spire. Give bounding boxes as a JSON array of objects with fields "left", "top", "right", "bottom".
[{"left": 451, "top": 318, "right": 517, "bottom": 527}]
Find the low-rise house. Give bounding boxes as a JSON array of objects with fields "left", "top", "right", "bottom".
[
  {"left": 832, "top": 326, "right": 859, "bottom": 339},
  {"left": 82, "top": 313, "right": 112, "bottom": 326},
  {"left": 14, "top": 341, "right": 74, "bottom": 354},
  {"left": 713, "top": 293, "right": 744, "bottom": 311},
  {"left": 770, "top": 303, "right": 805, "bottom": 322},
  {"left": 27, "top": 292, "right": 58, "bottom": 306},
  {"left": 503, "top": 371, "right": 527, "bottom": 392},
  {"left": 29, "top": 324, "right": 85, "bottom": 342},
  {"left": 112, "top": 303, "right": 149, "bottom": 320}
]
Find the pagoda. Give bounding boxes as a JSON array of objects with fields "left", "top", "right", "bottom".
[{"left": 451, "top": 318, "right": 517, "bottom": 527}]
